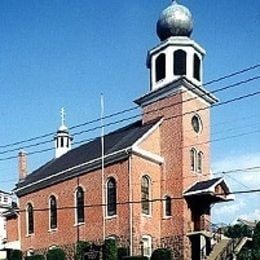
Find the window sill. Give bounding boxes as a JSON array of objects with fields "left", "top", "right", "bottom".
[
  {"left": 48, "top": 228, "right": 58, "bottom": 233},
  {"left": 25, "top": 233, "right": 34, "bottom": 238},
  {"left": 163, "top": 216, "right": 172, "bottom": 220},
  {"left": 74, "top": 222, "right": 85, "bottom": 227},
  {"left": 142, "top": 214, "right": 152, "bottom": 218},
  {"left": 105, "top": 215, "right": 117, "bottom": 220}
]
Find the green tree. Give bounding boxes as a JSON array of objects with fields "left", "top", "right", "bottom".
[
  {"left": 224, "top": 224, "right": 253, "bottom": 238},
  {"left": 252, "top": 222, "right": 260, "bottom": 260}
]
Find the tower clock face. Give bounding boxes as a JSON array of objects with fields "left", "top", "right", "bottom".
[{"left": 191, "top": 115, "right": 202, "bottom": 133}]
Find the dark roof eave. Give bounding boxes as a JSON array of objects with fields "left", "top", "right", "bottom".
[
  {"left": 184, "top": 192, "right": 234, "bottom": 203},
  {"left": 14, "top": 149, "right": 131, "bottom": 197}
]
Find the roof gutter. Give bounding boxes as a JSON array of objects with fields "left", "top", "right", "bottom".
[{"left": 14, "top": 147, "right": 132, "bottom": 195}]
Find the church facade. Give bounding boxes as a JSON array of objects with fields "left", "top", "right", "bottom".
[{"left": 12, "top": 1, "right": 233, "bottom": 259}]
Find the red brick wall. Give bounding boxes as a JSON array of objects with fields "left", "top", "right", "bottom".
[
  {"left": 141, "top": 86, "right": 212, "bottom": 259},
  {"left": 19, "top": 159, "right": 130, "bottom": 253},
  {"left": 130, "top": 154, "right": 162, "bottom": 255},
  {"left": 6, "top": 215, "right": 19, "bottom": 242}
]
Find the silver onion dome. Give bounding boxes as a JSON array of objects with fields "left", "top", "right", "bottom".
[{"left": 157, "top": 1, "right": 193, "bottom": 41}]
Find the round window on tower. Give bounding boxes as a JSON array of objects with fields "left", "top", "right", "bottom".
[{"left": 191, "top": 114, "right": 202, "bottom": 134}]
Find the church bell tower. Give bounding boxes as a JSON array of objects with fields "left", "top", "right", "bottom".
[{"left": 148, "top": 0, "right": 204, "bottom": 91}]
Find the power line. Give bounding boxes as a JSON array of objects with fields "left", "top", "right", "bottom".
[
  {"left": 0, "top": 89, "right": 259, "bottom": 162},
  {"left": 12, "top": 188, "right": 260, "bottom": 213},
  {"left": 0, "top": 64, "right": 259, "bottom": 150},
  {"left": 0, "top": 74, "right": 259, "bottom": 158}
]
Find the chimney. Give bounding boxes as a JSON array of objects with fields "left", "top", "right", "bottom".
[{"left": 18, "top": 150, "right": 27, "bottom": 182}]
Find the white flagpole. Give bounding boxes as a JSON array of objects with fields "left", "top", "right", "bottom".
[{"left": 101, "top": 94, "right": 106, "bottom": 241}]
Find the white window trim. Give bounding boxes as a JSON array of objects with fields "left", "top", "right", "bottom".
[
  {"left": 48, "top": 195, "right": 58, "bottom": 231},
  {"left": 163, "top": 195, "right": 172, "bottom": 219},
  {"left": 26, "top": 202, "right": 34, "bottom": 236},
  {"left": 74, "top": 186, "right": 85, "bottom": 225},
  {"left": 141, "top": 175, "right": 152, "bottom": 217},
  {"left": 142, "top": 235, "right": 152, "bottom": 257},
  {"left": 105, "top": 177, "right": 118, "bottom": 218}
]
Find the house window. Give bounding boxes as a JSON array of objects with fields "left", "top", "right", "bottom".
[
  {"left": 141, "top": 176, "right": 150, "bottom": 215},
  {"left": 27, "top": 203, "right": 34, "bottom": 234},
  {"left": 174, "top": 50, "right": 187, "bottom": 76},
  {"left": 193, "top": 53, "right": 201, "bottom": 81},
  {"left": 155, "top": 53, "right": 166, "bottom": 82},
  {"left": 49, "top": 196, "right": 57, "bottom": 229},
  {"left": 190, "top": 148, "right": 197, "bottom": 172},
  {"left": 141, "top": 235, "right": 152, "bottom": 257},
  {"left": 198, "top": 152, "right": 203, "bottom": 173},
  {"left": 107, "top": 178, "right": 117, "bottom": 216},
  {"left": 76, "top": 187, "right": 84, "bottom": 223},
  {"left": 164, "top": 196, "right": 172, "bottom": 217}
]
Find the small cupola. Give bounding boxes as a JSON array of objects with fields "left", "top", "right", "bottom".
[
  {"left": 54, "top": 108, "right": 73, "bottom": 159},
  {"left": 147, "top": 1, "right": 205, "bottom": 91}
]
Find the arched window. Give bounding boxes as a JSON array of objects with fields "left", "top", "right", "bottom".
[
  {"left": 190, "top": 148, "right": 197, "bottom": 171},
  {"left": 107, "top": 178, "right": 117, "bottom": 216},
  {"left": 49, "top": 196, "right": 57, "bottom": 229},
  {"left": 174, "top": 50, "right": 187, "bottom": 76},
  {"left": 193, "top": 53, "right": 201, "bottom": 81},
  {"left": 27, "top": 203, "right": 34, "bottom": 234},
  {"left": 141, "top": 176, "right": 150, "bottom": 215},
  {"left": 155, "top": 53, "right": 166, "bottom": 82},
  {"left": 164, "top": 196, "right": 172, "bottom": 217},
  {"left": 198, "top": 152, "right": 203, "bottom": 173},
  {"left": 76, "top": 187, "right": 84, "bottom": 223}
]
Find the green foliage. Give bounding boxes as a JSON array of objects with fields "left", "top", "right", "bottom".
[
  {"left": 74, "top": 241, "right": 90, "bottom": 260},
  {"left": 47, "top": 248, "right": 66, "bottom": 260},
  {"left": 252, "top": 222, "right": 260, "bottom": 259},
  {"left": 151, "top": 248, "right": 172, "bottom": 260},
  {"left": 8, "top": 249, "right": 23, "bottom": 260},
  {"left": 122, "top": 257, "right": 148, "bottom": 260},
  {"left": 103, "top": 239, "right": 117, "bottom": 260},
  {"left": 118, "top": 247, "right": 129, "bottom": 259},
  {"left": 24, "top": 255, "right": 45, "bottom": 260},
  {"left": 224, "top": 224, "right": 253, "bottom": 238}
]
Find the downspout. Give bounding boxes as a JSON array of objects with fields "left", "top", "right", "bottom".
[{"left": 128, "top": 153, "right": 133, "bottom": 256}]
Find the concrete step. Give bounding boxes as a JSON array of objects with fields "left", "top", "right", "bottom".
[{"left": 207, "top": 238, "right": 231, "bottom": 260}]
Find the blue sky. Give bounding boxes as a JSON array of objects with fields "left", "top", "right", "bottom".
[{"left": 0, "top": 0, "right": 259, "bottom": 224}]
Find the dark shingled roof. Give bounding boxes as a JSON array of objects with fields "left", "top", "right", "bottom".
[
  {"left": 184, "top": 178, "right": 222, "bottom": 194},
  {"left": 14, "top": 119, "right": 159, "bottom": 197}
]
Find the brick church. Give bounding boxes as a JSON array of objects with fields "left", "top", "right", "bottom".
[{"left": 12, "top": 1, "right": 233, "bottom": 259}]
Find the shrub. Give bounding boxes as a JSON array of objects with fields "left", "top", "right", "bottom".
[
  {"left": 151, "top": 248, "right": 172, "bottom": 260},
  {"left": 24, "top": 255, "right": 45, "bottom": 260},
  {"left": 118, "top": 247, "right": 129, "bottom": 259},
  {"left": 103, "top": 239, "right": 117, "bottom": 260},
  {"left": 74, "top": 240, "right": 90, "bottom": 260},
  {"left": 47, "top": 248, "right": 66, "bottom": 260},
  {"left": 7, "top": 249, "right": 23, "bottom": 260}
]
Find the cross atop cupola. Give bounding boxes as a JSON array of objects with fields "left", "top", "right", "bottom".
[{"left": 54, "top": 108, "right": 73, "bottom": 159}]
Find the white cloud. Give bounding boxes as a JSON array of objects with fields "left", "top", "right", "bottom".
[
  {"left": 239, "top": 209, "right": 260, "bottom": 222},
  {"left": 212, "top": 153, "right": 260, "bottom": 189},
  {"left": 212, "top": 153, "right": 260, "bottom": 224}
]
